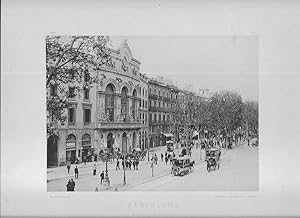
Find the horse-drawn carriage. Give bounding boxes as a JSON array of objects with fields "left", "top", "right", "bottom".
[
  {"left": 171, "top": 156, "right": 195, "bottom": 176},
  {"left": 206, "top": 148, "right": 221, "bottom": 172}
]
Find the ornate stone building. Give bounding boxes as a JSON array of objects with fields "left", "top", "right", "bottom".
[{"left": 47, "top": 40, "right": 146, "bottom": 166}]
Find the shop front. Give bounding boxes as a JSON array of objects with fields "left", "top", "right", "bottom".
[
  {"left": 66, "top": 134, "right": 77, "bottom": 164},
  {"left": 82, "top": 133, "right": 92, "bottom": 162}
]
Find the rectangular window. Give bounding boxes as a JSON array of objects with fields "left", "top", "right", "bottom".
[
  {"left": 145, "top": 101, "right": 147, "bottom": 108},
  {"left": 159, "top": 114, "right": 161, "bottom": 122},
  {"left": 149, "top": 114, "right": 152, "bottom": 122},
  {"left": 84, "top": 108, "right": 91, "bottom": 124},
  {"left": 68, "top": 87, "right": 75, "bottom": 98},
  {"left": 84, "top": 88, "right": 89, "bottom": 100},
  {"left": 68, "top": 107, "right": 75, "bottom": 124},
  {"left": 154, "top": 114, "right": 157, "bottom": 122}
]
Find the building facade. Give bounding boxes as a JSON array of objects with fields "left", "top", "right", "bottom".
[
  {"left": 139, "top": 73, "right": 149, "bottom": 150},
  {"left": 148, "top": 77, "right": 180, "bottom": 148},
  {"left": 47, "top": 40, "right": 147, "bottom": 166}
]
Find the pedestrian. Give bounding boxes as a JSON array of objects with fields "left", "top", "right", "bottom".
[
  {"left": 161, "top": 153, "right": 164, "bottom": 162},
  {"left": 100, "top": 171, "right": 104, "bottom": 184},
  {"left": 93, "top": 164, "right": 97, "bottom": 176},
  {"left": 70, "top": 179, "right": 75, "bottom": 191},
  {"left": 247, "top": 137, "right": 250, "bottom": 146},
  {"left": 66, "top": 179, "right": 72, "bottom": 191},
  {"left": 116, "top": 159, "right": 120, "bottom": 170},
  {"left": 74, "top": 166, "right": 79, "bottom": 179},
  {"left": 128, "top": 159, "right": 132, "bottom": 170},
  {"left": 133, "top": 160, "right": 136, "bottom": 170},
  {"left": 122, "top": 159, "right": 125, "bottom": 170},
  {"left": 165, "top": 156, "right": 168, "bottom": 165},
  {"left": 67, "top": 162, "right": 71, "bottom": 173},
  {"left": 136, "top": 159, "right": 139, "bottom": 170}
]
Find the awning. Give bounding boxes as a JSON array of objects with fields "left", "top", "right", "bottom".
[{"left": 163, "top": 133, "right": 174, "bottom": 137}]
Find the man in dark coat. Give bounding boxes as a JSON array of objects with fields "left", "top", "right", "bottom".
[
  {"left": 70, "top": 179, "right": 75, "bottom": 191},
  {"left": 100, "top": 171, "right": 105, "bottom": 184},
  {"left": 66, "top": 179, "right": 72, "bottom": 191},
  {"left": 136, "top": 159, "right": 139, "bottom": 170},
  {"left": 74, "top": 166, "right": 79, "bottom": 179}
]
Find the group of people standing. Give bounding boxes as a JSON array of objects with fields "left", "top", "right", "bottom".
[
  {"left": 66, "top": 179, "right": 75, "bottom": 191},
  {"left": 116, "top": 158, "right": 139, "bottom": 170}
]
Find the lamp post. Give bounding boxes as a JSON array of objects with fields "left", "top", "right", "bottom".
[
  {"left": 81, "top": 147, "right": 84, "bottom": 163},
  {"left": 123, "top": 152, "right": 126, "bottom": 185},
  {"left": 101, "top": 148, "right": 110, "bottom": 187}
]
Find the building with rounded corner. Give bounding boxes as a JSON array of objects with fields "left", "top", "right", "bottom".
[{"left": 47, "top": 40, "right": 147, "bottom": 166}]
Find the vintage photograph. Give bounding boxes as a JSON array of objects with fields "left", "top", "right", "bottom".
[{"left": 46, "top": 36, "right": 259, "bottom": 192}]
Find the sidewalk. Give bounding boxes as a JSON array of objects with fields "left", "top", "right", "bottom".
[{"left": 47, "top": 145, "right": 169, "bottom": 182}]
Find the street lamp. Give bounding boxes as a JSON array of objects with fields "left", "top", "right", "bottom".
[{"left": 100, "top": 148, "right": 110, "bottom": 187}]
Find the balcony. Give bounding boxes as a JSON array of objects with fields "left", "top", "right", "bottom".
[
  {"left": 97, "top": 114, "right": 142, "bottom": 130},
  {"left": 97, "top": 121, "right": 142, "bottom": 130}
]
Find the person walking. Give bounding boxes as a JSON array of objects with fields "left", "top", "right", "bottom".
[
  {"left": 67, "top": 162, "right": 71, "bottom": 173},
  {"left": 93, "top": 164, "right": 97, "bottom": 176},
  {"left": 74, "top": 166, "right": 79, "bottom": 179},
  {"left": 100, "top": 171, "right": 105, "bottom": 185},
  {"left": 116, "top": 159, "right": 120, "bottom": 170},
  {"left": 161, "top": 153, "right": 164, "bottom": 162},
  {"left": 165, "top": 156, "right": 168, "bottom": 165},
  {"left": 133, "top": 160, "right": 136, "bottom": 170}
]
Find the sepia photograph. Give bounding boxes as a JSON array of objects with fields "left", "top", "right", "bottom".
[
  {"left": 46, "top": 36, "right": 259, "bottom": 192},
  {"left": 2, "top": 0, "right": 300, "bottom": 217}
]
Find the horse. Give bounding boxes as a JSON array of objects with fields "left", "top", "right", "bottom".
[{"left": 206, "top": 158, "right": 217, "bottom": 172}]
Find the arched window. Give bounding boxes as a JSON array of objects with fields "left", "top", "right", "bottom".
[
  {"left": 105, "top": 84, "right": 115, "bottom": 122},
  {"left": 66, "top": 134, "right": 76, "bottom": 143},
  {"left": 121, "top": 87, "right": 129, "bottom": 121},
  {"left": 82, "top": 133, "right": 91, "bottom": 146}
]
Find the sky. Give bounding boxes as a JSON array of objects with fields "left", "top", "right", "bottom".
[{"left": 110, "top": 36, "right": 258, "bottom": 101}]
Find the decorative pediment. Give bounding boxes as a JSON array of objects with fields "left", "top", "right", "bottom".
[
  {"left": 132, "top": 67, "right": 138, "bottom": 76},
  {"left": 121, "top": 56, "right": 129, "bottom": 72}
]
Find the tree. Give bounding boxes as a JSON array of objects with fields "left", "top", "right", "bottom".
[
  {"left": 46, "top": 36, "right": 112, "bottom": 135},
  {"left": 242, "top": 100, "right": 258, "bottom": 132},
  {"left": 208, "top": 91, "right": 243, "bottom": 132}
]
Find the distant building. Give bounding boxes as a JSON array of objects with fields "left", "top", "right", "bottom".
[{"left": 198, "top": 88, "right": 211, "bottom": 100}]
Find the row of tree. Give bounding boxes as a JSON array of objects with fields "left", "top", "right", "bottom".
[{"left": 173, "top": 90, "right": 258, "bottom": 134}]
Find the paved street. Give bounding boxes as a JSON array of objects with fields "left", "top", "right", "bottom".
[
  {"left": 47, "top": 142, "right": 258, "bottom": 191},
  {"left": 129, "top": 143, "right": 258, "bottom": 191}
]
